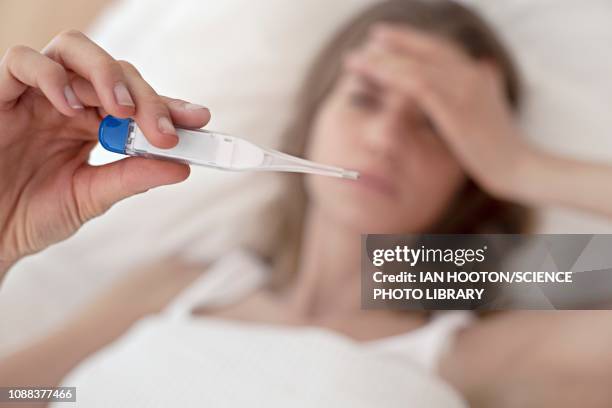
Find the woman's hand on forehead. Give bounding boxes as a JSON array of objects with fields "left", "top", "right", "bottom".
[{"left": 343, "top": 23, "right": 527, "bottom": 200}]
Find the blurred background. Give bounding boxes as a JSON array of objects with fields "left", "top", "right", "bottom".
[{"left": 1, "top": 0, "right": 612, "bottom": 357}]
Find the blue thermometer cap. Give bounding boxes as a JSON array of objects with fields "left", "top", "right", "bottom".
[{"left": 98, "top": 115, "right": 132, "bottom": 154}]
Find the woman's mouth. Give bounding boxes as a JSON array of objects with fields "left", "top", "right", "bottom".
[{"left": 349, "top": 171, "right": 398, "bottom": 197}]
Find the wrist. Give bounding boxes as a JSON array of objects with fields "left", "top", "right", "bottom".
[
  {"left": 504, "top": 145, "right": 547, "bottom": 205},
  {"left": 476, "top": 135, "right": 532, "bottom": 201}
]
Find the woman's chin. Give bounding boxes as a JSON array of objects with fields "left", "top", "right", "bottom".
[
  {"left": 308, "top": 180, "right": 434, "bottom": 233},
  {"left": 322, "top": 204, "right": 420, "bottom": 234}
]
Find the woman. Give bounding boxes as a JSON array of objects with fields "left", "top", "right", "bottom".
[{"left": 0, "top": 0, "right": 533, "bottom": 406}]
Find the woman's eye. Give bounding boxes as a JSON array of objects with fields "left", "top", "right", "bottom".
[{"left": 347, "top": 90, "right": 380, "bottom": 110}]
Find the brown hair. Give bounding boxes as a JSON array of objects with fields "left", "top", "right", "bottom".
[{"left": 252, "top": 0, "right": 533, "bottom": 287}]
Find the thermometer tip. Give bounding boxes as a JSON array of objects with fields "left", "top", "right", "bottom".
[{"left": 342, "top": 170, "right": 360, "bottom": 180}]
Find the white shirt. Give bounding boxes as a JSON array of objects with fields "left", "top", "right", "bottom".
[{"left": 55, "top": 249, "right": 470, "bottom": 407}]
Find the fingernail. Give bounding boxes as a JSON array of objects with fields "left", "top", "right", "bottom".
[
  {"left": 113, "top": 82, "right": 135, "bottom": 107},
  {"left": 64, "top": 85, "right": 84, "bottom": 109},
  {"left": 158, "top": 116, "right": 176, "bottom": 135},
  {"left": 183, "top": 102, "right": 208, "bottom": 111}
]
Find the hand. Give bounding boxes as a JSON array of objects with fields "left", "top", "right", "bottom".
[
  {"left": 345, "top": 24, "right": 532, "bottom": 199},
  {"left": 0, "top": 30, "right": 210, "bottom": 277}
]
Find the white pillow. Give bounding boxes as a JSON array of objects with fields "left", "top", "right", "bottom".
[{"left": 466, "top": 0, "right": 612, "bottom": 232}]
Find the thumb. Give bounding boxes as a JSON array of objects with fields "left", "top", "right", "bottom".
[{"left": 73, "top": 157, "right": 190, "bottom": 221}]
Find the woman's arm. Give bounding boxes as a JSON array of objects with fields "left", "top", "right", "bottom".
[
  {"left": 440, "top": 311, "right": 612, "bottom": 408},
  {"left": 506, "top": 148, "right": 612, "bottom": 218},
  {"left": 0, "top": 257, "right": 205, "bottom": 386}
]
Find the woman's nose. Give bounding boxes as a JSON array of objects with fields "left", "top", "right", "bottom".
[{"left": 360, "top": 117, "right": 406, "bottom": 159}]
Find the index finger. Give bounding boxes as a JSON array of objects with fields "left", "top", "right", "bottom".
[
  {"left": 42, "top": 30, "right": 178, "bottom": 148},
  {"left": 42, "top": 30, "right": 135, "bottom": 118}
]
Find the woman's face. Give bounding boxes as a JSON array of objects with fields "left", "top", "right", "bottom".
[{"left": 305, "top": 69, "right": 465, "bottom": 233}]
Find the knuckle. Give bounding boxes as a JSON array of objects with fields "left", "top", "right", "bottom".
[
  {"left": 2, "top": 45, "right": 29, "bottom": 62},
  {"left": 40, "top": 61, "right": 66, "bottom": 82},
  {"left": 147, "top": 98, "right": 169, "bottom": 113},
  {"left": 58, "top": 29, "right": 86, "bottom": 41},
  {"left": 164, "top": 97, "right": 184, "bottom": 109},
  {"left": 93, "top": 58, "right": 123, "bottom": 81},
  {"left": 117, "top": 60, "right": 141, "bottom": 77},
  {"left": 134, "top": 88, "right": 164, "bottom": 106}
]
